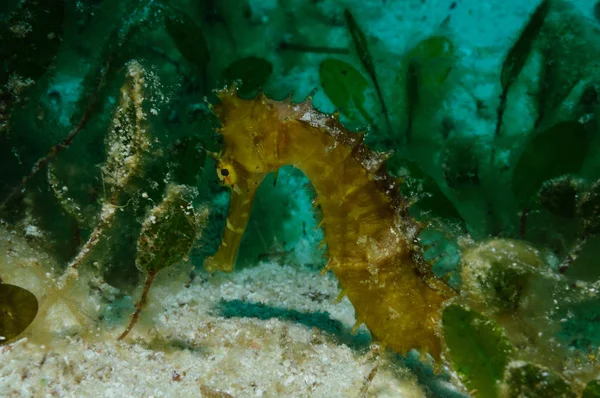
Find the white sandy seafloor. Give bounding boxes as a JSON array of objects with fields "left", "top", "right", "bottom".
[{"left": 0, "top": 225, "right": 440, "bottom": 398}]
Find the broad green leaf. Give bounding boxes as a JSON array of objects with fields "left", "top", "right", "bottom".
[
  {"left": 504, "top": 362, "right": 575, "bottom": 398},
  {"left": 501, "top": 0, "right": 549, "bottom": 90},
  {"left": 405, "top": 36, "right": 454, "bottom": 89},
  {"left": 396, "top": 36, "right": 454, "bottom": 143},
  {"left": 0, "top": 283, "right": 38, "bottom": 344},
  {"left": 136, "top": 185, "right": 199, "bottom": 274},
  {"left": 165, "top": 9, "right": 210, "bottom": 68},
  {"left": 512, "top": 121, "right": 591, "bottom": 206},
  {"left": 442, "top": 304, "right": 512, "bottom": 398},
  {"left": 0, "top": 0, "right": 65, "bottom": 84},
  {"left": 319, "top": 59, "right": 370, "bottom": 122},
  {"left": 583, "top": 379, "right": 600, "bottom": 398},
  {"left": 222, "top": 56, "right": 273, "bottom": 97},
  {"left": 319, "top": 59, "right": 370, "bottom": 121}
]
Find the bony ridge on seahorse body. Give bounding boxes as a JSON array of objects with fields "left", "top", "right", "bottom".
[{"left": 204, "top": 86, "right": 456, "bottom": 359}]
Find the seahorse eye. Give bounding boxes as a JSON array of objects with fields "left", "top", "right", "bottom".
[{"left": 216, "top": 161, "right": 237, "bottom": 186}]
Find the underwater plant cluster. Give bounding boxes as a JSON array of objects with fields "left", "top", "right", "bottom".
[{"left": 1, "top": 0, "right": 600, "bottom": 397}]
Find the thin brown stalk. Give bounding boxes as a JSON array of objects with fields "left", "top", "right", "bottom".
[{"left": 118, "top": 271, "right": 157, "bottom": 341}]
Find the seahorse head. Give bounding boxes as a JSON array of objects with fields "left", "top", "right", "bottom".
[
  {"left": 212, "top": 87, "right": 285, "bottom": 180},
  {"left": 205, "top": 87, "right": 289, "bottom": 272}
]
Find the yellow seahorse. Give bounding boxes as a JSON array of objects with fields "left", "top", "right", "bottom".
[{"left": 204, "top": 87, "right": 455, "bottom": 359}]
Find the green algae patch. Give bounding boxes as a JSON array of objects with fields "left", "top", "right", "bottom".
[
  {"left": 503, "top": 362, "right": 575, "bottom": 398},
  {"left": 0, "top": 283, "right": 38, "bottom": 344},
  {"left": 442, "top": 304, "right": 512, "bottom": 398}
]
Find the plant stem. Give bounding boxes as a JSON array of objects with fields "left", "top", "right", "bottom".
[{"left": 118, "top": 271, "right": 157, "bottom": 341}]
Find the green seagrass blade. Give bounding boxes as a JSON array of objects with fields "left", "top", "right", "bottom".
[{"left": 0, "top": 283, "right": 38, "bottom": 344}]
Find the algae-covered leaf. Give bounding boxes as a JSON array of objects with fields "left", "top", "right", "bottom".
[
  {"left": 538, "top": 175, "right": 583, "bottom": 218},
  {"left": 0, "top": 283, "right": 38, "bottom": 344},
  {"left": 442, "top": 304, "right": 512, "bottom": 398},
  {"left": 120, "top": 185, "right": 206, "bottom": 341},
  {"left": 165, "top": 9, "right": 210, "bottom": 68},
  {"left": 136, "top": 185, "right": 199, "bottom": 274},
  {"left": 319, "top": 59, "right": 370, "bottom": 122},
  {"left": 500, "top": 0, "right": 549, "bottom": 90},
  {"left": 460, "top": 239, "right": 543, "bottom": 315},
  {"left": 583, "top": 379, "right": 600, "bottom": 398},
  {"left": 222, "top": 56, "right": 273, "bottom": 97},
  {"left": 0, "top": 0, "right": 65, "bottom": 85},
  {"left": 503, "top": 362, "right": 575, "bottom": 398},
  {"left": 512, "top": 121, "right": 591, "bottom": 206}
]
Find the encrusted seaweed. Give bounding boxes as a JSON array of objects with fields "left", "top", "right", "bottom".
[{"left": 205, "top": 87, "right": 455, "bottom": 358}]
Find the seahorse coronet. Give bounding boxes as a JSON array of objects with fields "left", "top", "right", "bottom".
[{"left": 206, "top": 86, "right": 456, "bottom": 359}]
